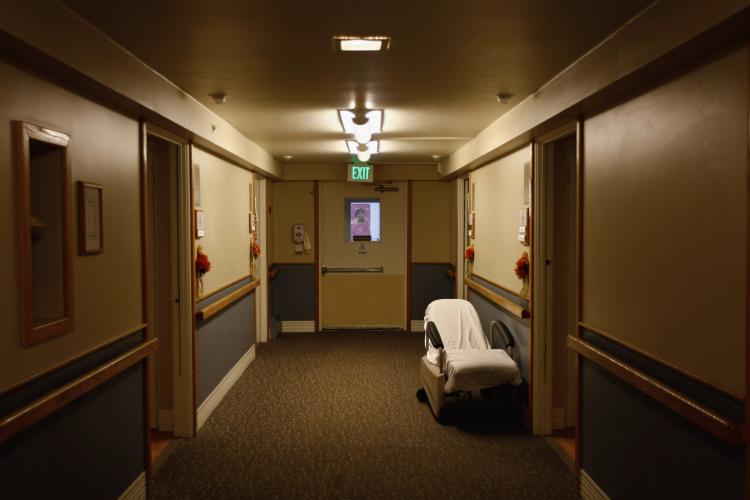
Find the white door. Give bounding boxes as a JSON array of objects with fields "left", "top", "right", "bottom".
[{"left": 319, "top": 181, "right": 407, "bottom": 329}]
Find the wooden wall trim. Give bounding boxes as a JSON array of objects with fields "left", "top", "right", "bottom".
[
  {"left": 465, "top": 277, "right": 529, "bottom": 319},
  {"left": 469, "top": 272, "right": 521, "bottom": 298},
  {"left": 568, "top": 335, "right": 744, "bottom": 446},
  {"left": 579, "top": 321, "right": 744, "bottom": 402},
  {"left": 195, "top": 280, "right": 259, "bottom": 322},
  {"left": 197, "top": 274, "right": 252, "bottom": 303},
  {"left": 574, "top": 119, "right": 584, "bottom": 478},
  {"left": 745, "top": 41, "right": 750, "bottom": 499},
  {"left": 0, "top": 338, "right": 158, "bottom": 444},
  {"left": 406, "top": 180, "right": 412, "bottom": 331},
  {"left": 0, "top": 323, "right": 147, "bottom": 397},
  {"left": 314, "top": 180, "right": 320, "bottom": 333}
]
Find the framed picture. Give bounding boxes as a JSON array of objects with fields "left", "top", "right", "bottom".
[
  {"left": 195, "top": 209, "right": 205, "bottom": 238},
  {"left": 77, "top": 181, "right": 103, "bottom": 255}
]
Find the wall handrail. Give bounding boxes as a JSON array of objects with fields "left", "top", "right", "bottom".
[
  {"left": 321, "top": 266, "right": 384, "bottom": 275},
  {"left": 465, "top": 277, "right": 529, "bottom": 319},
  {"left": 567, "top": 335, "right": 745, "bottom": 446},
  {"left": 268, "top": 268, "right": 279, "bottom": 280},
  {"left": 196, "top": 280, "right": 259, "bottom": 321},
  {"left": 0, "top": 338, "right": 158, "bottom": 444}
]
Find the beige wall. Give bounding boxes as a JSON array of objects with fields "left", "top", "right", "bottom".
[
  {"left": 192, "top": 147, "right": 254, "bottom": 296},
  {"left": 582, "top": 46, "right": 747, "bottom": 395},
  {"left": 470, "top": 146, "right": 531, "bottom": 292},
  {"left": 0, "top": 59, "right": 142, "bottom": 389},
  {"left": 270, "top": 181, "right": 315, "bottom": 264},
  {"left": 0, "top": 1, "right": 279, "bottom": 178},
  {"left": 412, "top": 181, "right": 452, "bottom": 263},
  {"left": 446, "top": 0, "right": 749, "bottom": 175}
]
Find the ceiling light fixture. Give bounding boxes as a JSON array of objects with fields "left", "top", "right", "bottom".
[
  {"left": 332, "top": 35, "right": 391, "bottom": 52},
  {"left": 209, "top": 92, "right": 229, "bottom": 104},
  {"left": 338, "top": 109, "right": 383, "bottom": 144},
  {"left": 496, "top": 92, "right": 515, "bottom": 104},
  {"left": 347, "top": 140, "right": 379, "bottom": 162}
]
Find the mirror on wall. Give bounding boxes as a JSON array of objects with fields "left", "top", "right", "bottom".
[{"left": 15, "top": 121, "right": 74, "bottom": 347}]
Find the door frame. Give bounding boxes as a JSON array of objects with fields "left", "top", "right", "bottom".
[
  {"left": 145, "top": 123, "right": 195, "bottom": 438},
  {"left": 531, "top": 121, "right": 579, "bottom": 435}
]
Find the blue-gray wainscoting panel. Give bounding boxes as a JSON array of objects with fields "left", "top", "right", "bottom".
[
  {"left": 581, "top": 358, "right": 744, "bottom": 499},
  {"left": 0, "top": 342, "right": 146, "bottom": 498},
  {"left": 196, "top": 285, "right": 255, "bottom": 405},
  {"left": 269, "top": 264, "right": 315, "bottom": 322}
]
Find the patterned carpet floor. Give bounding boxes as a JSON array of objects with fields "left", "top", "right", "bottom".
[{"left": 152, "top": 332, "right": 578, "bottom": 499}]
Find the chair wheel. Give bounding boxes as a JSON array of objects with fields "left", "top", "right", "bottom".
[{"left": 416, "top": 388, "right": 428, "bottom": 403}]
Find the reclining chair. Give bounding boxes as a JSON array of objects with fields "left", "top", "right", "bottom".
[{"left": 417, "top": 299, "right": 522, "bottom": 420}]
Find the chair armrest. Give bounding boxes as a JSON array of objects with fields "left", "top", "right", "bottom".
[{"left": 426, "top": 321, "right": 444, "bottom": 350}]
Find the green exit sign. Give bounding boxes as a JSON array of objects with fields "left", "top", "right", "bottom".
[{"left": 348, "top": 163, "right": 374, "bottom": 183}]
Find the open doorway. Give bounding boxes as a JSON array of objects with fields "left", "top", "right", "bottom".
[
  {"left": 145, "top": 129, "right": 195, "bottom": 470},
  {"left": 532, "top": 126, "right": 578, "bottom": 466}
]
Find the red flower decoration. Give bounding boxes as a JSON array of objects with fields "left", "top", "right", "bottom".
[
  {"left": 252, "top": 242, "right": 261, "bottom": 257},
  {"left": 514, "top": 252, "right": 529, "bottom": 280},
  {"left": 464, "top": 246, "right": 474, "bottom": 261},
  {"left": 196, "top": 248, "right": 211, "bottom": 277}
]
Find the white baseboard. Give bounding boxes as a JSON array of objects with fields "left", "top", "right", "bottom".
[
  {"left": 552, "top": 407, "right": 566, "bottom": 429},
  {"left": 118, "top": 471, "right": 146, "bottom": 500},
  {"left": 580, "top": 469, "right": 610, "bottom": 500},
  {"left": 197, "top": 345, "right": 256, "bottom": 431},
  {"left": 282, "top": 320, "right": 315, "bottom": 333},
  {"left": 410, "top": 320, "right": 424, "bottom": 332},
  {"left": 158, "top": 409, "right": 173, "bottom": 432}
]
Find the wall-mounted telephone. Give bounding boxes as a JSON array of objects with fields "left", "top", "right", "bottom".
[{"left": 293, "top": 223, "right": 311, "bottom": 255}]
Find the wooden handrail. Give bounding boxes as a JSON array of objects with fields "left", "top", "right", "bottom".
[
  {"left": 268, "top": 268, "right": 279, "bottom": 280},
  {"left": 465, "top": 278, "right": 529, "bottom": 319},
  {"left": 444, "top": 269, "right": 456, "bottom": 280},
  {"left": 198, "top": 274, "right": 252, "bottom": 303},
  {"left": 196, "top": 280, "right": 259, "bottom": 321},
  {"left": 0, "top": 338, "right": 158, "bottom": 444},
  {"left": 568, "top": 335, "right": 745, "bottom": 446}
]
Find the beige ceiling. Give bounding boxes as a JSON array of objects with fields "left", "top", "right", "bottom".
[{"left": 62, "top": 0, "right": 651, "bottom": 164}]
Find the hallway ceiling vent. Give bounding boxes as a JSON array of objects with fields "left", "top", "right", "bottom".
[{"left": 332, "top": 35, "right": 391, "bottom": 52}]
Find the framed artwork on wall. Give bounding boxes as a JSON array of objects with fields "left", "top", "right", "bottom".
[{"left": 77, "top": 181, "right": 103, "bottom": 255}]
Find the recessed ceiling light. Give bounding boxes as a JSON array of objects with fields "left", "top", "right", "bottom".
[
  {"left": 282, "top": 155, "right": 293, "bottom": 160},
  {"left": 333, "top": 36, "right": 391, "bottom": 52},
  {"left": 209, "top": 92, "right": 229, "bottom": 104},
  {"left": 496, "top": 93, "right": 515, "bottom": 104},
  {"left": 431, "top": 155, "right": 442, "bottom": 159}
]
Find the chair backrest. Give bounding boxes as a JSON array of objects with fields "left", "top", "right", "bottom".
[{"left": 424, "top": 299, "right": 490, "bottom": 351}]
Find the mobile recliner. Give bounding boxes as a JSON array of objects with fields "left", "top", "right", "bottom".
[{"left": 417, "top": 299, "right": 522, "bottom": 420}]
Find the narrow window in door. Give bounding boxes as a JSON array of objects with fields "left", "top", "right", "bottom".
[{"left": 345, "top": 198, "right": 381, "bottom": 242}]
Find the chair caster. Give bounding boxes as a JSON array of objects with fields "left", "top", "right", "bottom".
[{"left": 416, "top": 388, "right": 428, "bottom": 403}]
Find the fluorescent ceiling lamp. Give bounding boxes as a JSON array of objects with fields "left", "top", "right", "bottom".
[
  {"left": 338, "top": 109, "right": 383, "bottom": 144},
  {"left": 347, "top": 140, "right": 379, "bottom": 156},
  {"left": 342, "top": 39, "right": 382, "bottom": 51},
  {"left": 333, "top": 36, "right": 391, "bottom": 52}
]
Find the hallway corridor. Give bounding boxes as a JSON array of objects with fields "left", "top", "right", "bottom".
[{"left": 151, "top": 332, "right": 577, "bottom": 499}]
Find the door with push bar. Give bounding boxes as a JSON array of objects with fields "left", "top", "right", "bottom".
[{"left": 319, "top": 181, "right": 406, "bottom": 329}]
